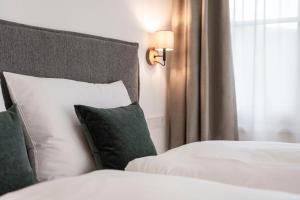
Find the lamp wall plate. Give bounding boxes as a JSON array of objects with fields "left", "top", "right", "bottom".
[{"left": 146, "top": 48, "right": 159, "bottom": 65}]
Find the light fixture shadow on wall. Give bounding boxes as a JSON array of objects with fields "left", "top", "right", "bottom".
[{"left": 146, "top": 30, "right": 174, "bottom": 66}]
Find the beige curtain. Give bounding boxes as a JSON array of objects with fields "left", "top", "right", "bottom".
[{"left": 167, "top": 0, "right": 238, "bottom": 148}]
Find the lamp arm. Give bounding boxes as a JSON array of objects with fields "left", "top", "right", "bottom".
[
  {"left": 153, "top": 48, "right": 166, "bottom": 66},
  {"left": 154, "top": 60, "right": 166, "bottom": 66}
]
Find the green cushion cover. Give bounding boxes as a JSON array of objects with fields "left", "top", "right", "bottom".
[
  {"left": 0, "top": 105, "right": 35, "bottom": 195},
  {"left": 75, "top": 102, "right": 157, "bottom": 170}
]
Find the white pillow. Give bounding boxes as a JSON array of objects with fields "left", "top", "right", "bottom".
[
  {"left": 0, "top": 81, "right": 6, "bottom": 112},
  {"left": 4, "top": 72, "right": 132, "bottom": 181}
]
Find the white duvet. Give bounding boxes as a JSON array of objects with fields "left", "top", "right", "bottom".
[
  {"left": 1, "top": 170, "right": 299, "bottom": 200},
  {"left": 126, "top": 141, "right": 300, "bottom": 194}
]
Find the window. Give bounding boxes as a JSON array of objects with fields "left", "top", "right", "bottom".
[{"left": 230, "top": 0, "right": 300, "bottom": 142}]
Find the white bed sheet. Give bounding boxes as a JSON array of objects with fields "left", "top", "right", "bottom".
[
  {"left": 1, "top": 170, "right": 299, "bottom": 200},
  {"left": 126, "top": 141, "right": 300, "bottom": 194}
]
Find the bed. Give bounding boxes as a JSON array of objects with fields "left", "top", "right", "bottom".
[
  {"left": 0, "top": 19, "right": 299, "bottom": 200},
  {"left": 126, "top": 141, "right": 300, "bottom": 194},
  {"left": 1, "top": 170, "right": 299, "bottom": 200}
]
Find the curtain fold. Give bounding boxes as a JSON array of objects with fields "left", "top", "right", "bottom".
[{"left": 168, "top": 0, "right": 238, "bottom": 148}]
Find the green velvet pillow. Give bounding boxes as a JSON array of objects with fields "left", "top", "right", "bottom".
[
  {"left": 75, "top": 102, "right": 157, "bottom": 170},
  {"left": 0, "top": 105, "right": 35, "bottom": 195}
]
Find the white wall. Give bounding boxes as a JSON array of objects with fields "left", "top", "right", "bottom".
[{"left": 0, "top": 0, "right": 172, "bottom": 152}]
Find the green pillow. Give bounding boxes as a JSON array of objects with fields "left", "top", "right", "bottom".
[
  {"left": 75, "top": 102, "right": 157, "bottom": 170},
  {"left": 0, "top": 105, "right": 35, "bottom": 195}
]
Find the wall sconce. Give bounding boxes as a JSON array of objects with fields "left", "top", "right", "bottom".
[{"left": 146, "top": 30, "right": 174, "bottom": 66}]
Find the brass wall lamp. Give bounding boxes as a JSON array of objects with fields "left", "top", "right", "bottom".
[{"left": 146, "top": 30, "right": 174, "bottom": 66}]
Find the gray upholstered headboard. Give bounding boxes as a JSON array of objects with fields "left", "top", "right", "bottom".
[{"left": 0, "top": 19, "right": 139, "bottom": 108}]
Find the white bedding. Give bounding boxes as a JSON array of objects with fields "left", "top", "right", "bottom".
[
  {"left": 126, "top": 141, "right": 300, "bottom": 194},
  {"left": 1, "top": 170, "right": 299, "bottom": 200}
]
